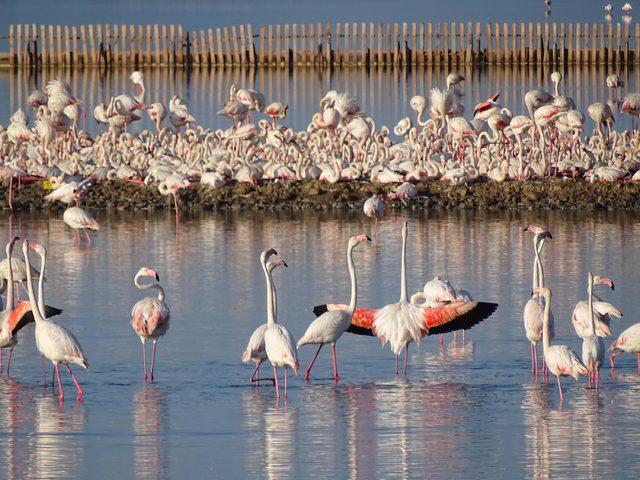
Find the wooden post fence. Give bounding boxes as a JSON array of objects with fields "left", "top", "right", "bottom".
[{"left": 2, "top": 22, "right": 640, "bottom": 67}]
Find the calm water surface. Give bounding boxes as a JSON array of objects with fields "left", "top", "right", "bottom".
[{"left": 0, "top": 210, "right": 638, "bottom": 478}]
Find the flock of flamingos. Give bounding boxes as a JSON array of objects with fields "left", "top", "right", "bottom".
[
  {"left": 0, "top": 219, "right": 638, "bottom": 405},
  {"left": 0, "top": 68, "right": 640, "bottom": 404},
  {"left": 0, "top": 67, "right": 640, "bottom": 228}
]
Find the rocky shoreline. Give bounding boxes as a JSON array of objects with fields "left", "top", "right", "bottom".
[{"left": 2, "top": 179, "right": 640, "bottom": 212}]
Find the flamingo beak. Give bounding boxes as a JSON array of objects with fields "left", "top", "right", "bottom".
[
  {"left": 365, "top": 235, "right": 372, "bottom": 242},
  {"left": 154, "top": 272, "right": 160, "bottom": 281},
  {"left": 282, "top": 261, "right": 288, "bottom": 268}
]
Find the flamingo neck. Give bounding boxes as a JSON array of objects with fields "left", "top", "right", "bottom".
[
  {"left": 400, "top": 227, "right": 408, "bottom": 302},
  {"left": 134, "top": 272, "right": 165, "bottom": 302},
  {"left": 588, "top": 273, "right": 595, "bottom": 335},
  {"left": 37, "top": 250, "right": 46, "bottom": 316},
  {"left": 263, "top": 259, "right": 276, "bottom": 326},
  {"left": 24, "top": 248, "right": 45, "bottom": 324},
  {"left": 5, "top": 243, "right": 14, "bottom": 311},
  {"left": 542, "top": 293, "right": 551, "bottom": 352},
  {"left": 347, "top": 241, "right": 358, "bottom": 313},
  {"left": 534, "top": 236, "right": 545, "bottom": 289}
]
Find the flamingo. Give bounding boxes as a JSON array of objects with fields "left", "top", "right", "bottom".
[
  {"left": 473, "top": 93, "right": 502, "bottom": 121},
  {"left": 621, "top": 92, "right": 640, "bottom": 130},
  {"left": 265, "top": 102, "right": 288, "bottom": 127},
  {"left": 263, "top": 253, "right": 298, "bottom": 399},
  {"left": 523, "top": 225, "right": 554, "bottom": 375},
  {"left": 297, "top": 233, "right": 371, "bottom": 382},
  {"left": 534, "top": 286, "right": 588, "bottom": 403},
  {"left": 158, "top": 173, "right": 191, "bottom": 217},
  {"left": 572, "top": 275, "right": 619, "bottom": 338},
  {"left": 373, "top": 221, "right": 424, "bottom": 375},
  {"left": 588, "top": 102, "right": 615, "bottom": 138},
  {"left": 241, "top": 248, "right": 282, "bottom": 384},
  {"left": 24, "top": 241, "right": 88, "bottom": 401},
  {"left": 363, "top": 194, "right": 384, "bottom": 221},
  {"left": 582, "top": 272, "right": 606, "bottom": 390},
  {"left": 148, "top": 102, "right": 167, "bottom": 133},
  {"left": 0, "top": 237, "right": 61, "bottom": 375},
  {"left": 168, "top": 96, "right": 196, "bottom": 133},
  {"left": 609, "top": 324, "right": 640, "bottom": 372},
  {"left": 130, "top": 267, "right": 170, "bottom": 382},
  {"left": 63, "top": 206, "right": 100, "bottom": 244}
]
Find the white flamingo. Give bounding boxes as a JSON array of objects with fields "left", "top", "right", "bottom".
[
  {"left": 242, "top": 248, "right": 283, "bottom": 384},
  {"left": 534, "top": 286, "right": 588, "bottom": 403},
  {"left": 263, "top": 252, "right": 298, "bottom": 399},
  {"left": 581, "top": 272, "right": 606, "bottom": 390},
  {"left": 63, "top": 206, "right": 100, "bottom": 244},
  {"left": 523, "top": 225, "right": 554, "bottom": 375},
  {"left": 373, "top": 220, "right": 424, "bottom": 375},
  {"left": 24, "top": 241, "right": 88, "bottom": 401},
  {"left": 298, "top": 233, "right": 371, "bottom": 382}
]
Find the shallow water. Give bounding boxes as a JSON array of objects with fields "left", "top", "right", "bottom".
[
  {"left": 0, "top": 210, "right": 638, "bottom": 478},
  {"left": 1, "top": 64, "right": 638, "bottom": 136}
]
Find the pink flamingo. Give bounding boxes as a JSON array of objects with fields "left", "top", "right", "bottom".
[{"left": 131, "top": 268, "right": 170, "bottom": 382}]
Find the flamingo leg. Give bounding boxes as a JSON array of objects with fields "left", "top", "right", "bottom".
[
  {"left": 331, "top": 344, "right": 340, "bottom": 382},
  {"left": 0, "top": 348, "right": 2, "bottom": 372},
  {"left": 249, "top": 359, "right": 262, "bottom": 383},
  {"left": 438, "top": 334, "right": 444, "bottom": 348},
  {"left": 150, "top": 341, "right": 158, "bottom": 381},
  {"left": 303, "top": 344, "right": 323, "bottom": 381},
  {"left": 75, "top": 229, "right": 80, "bottom": 244},
  {"left": 41, "top": 354, "right": 47, "bottom": 385},
  {"left": 250, "top": 359, "right": 276, "bottom": 385},
  {"left": 273, "top": 365, "right": 280, "bottom": 398},
  {"left": 8, "top": 176, "right": 13, "bottom": 210},
  {"left": 556, "top": 375, "right": 563, "bottom": 402},
  {"left": 610, "top": 350, "right": 622, "bottom": 369},
  {"left": 142, "top": 341, "right": 147, "bottom": 382},
  {"left": 637, "top": 352, "right": 640, "bottom": 375},
  {"left": 284, "top": 366, "right": 288, "bottom": 398},
  {"left": 530, "top": 344, "right": 536, "bottom": 374},
  {"left": 402, "top": 345, "right": 409, "bottom": 376},
  {"left": 84, "top": 230, "right": 91, "bottom": 244},
  {"left": 6, "top": 347, "right": 13, "bottom": 377},
  {"left": 55, "top": 363, "right": 64, "bottom": 401},
  {"left": 64, "top": 364, "right": 84, "bottom": 397},
  {"left": 453, "top": 331, "right": 457, "bottom": 345},
  {"left": 394, "top": 354, "right": 399, "bottom": 376}
]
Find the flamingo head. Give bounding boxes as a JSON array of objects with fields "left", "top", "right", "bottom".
[
  {"left": 269, "top": 258, "right": 288, "bottom": 269},
  {"left": 532, "top": 286, "right": 551, "bottom": 298},
  {"left": 8, "top": 236, "right": 19, "bottom": 247},
  {"left": 27, "top": 241, "right": 46, "bottom": 256},
  {"left": 351, "top": 233, "right": 372, "bottom": 247},
  {"left": 593, "top": 275, "right": 615, "bottom": 290},
  {"left": 261, "top": 248, "right": 278, "bottom": 263},
  {"left": 137, "top": 267, "right": 159, "bottom": 281},
  {"left": 523, "top": 225, "right": 552, "bottom": 239}
]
